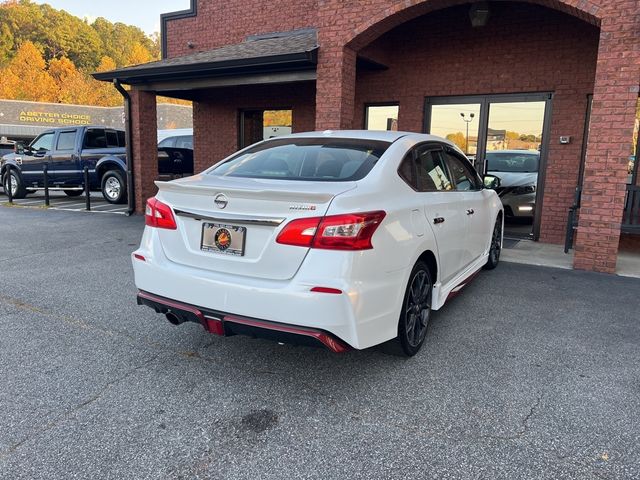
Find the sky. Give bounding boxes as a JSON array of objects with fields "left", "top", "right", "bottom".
[{"left": 33, "top": 0, "right": 191, "bottom": 35}]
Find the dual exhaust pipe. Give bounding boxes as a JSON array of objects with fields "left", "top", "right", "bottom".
[{"left": 165, "top": 310, "right": 184, "bottom": 326}]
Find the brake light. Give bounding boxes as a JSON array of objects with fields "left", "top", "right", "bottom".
[
  {"left": 145, "top": 197, "right": 177, "bottom": 230},
  {"left": 276, "top": 211, "right": 386, "bottom": 250}
]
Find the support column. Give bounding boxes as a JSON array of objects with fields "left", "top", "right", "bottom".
[
  {"left": 130, "top": 89, "right": 158, "bottom": 214},
  {"left": 315, "top": 45, "right": 357, "bottom": 130},
  {"left": 573, "top": 17, "right": 640, "bottom": 273}
]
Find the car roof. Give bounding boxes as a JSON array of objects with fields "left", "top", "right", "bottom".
[{"left": 280, "top": 129, "right": 455, "bottom": 144}]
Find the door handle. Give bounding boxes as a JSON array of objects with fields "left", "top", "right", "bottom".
[
  {"left": 433, "top": 217, "right": 445, "bottom": 224},
  {"left": 466, "top": 209, "right": 475, "bottom": 215}
]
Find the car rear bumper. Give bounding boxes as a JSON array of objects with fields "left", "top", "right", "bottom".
[
  {"left": 132, "top": 228, "right": 407, "bottom": 350},
  {"left": 137, "top": 290, "right": 351, "bottom": 353}
]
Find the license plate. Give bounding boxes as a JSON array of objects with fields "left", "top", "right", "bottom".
[{"left": 201, "top": 222, "right": 246, "bottom": 256}]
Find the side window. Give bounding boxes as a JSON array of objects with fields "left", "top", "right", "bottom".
[
  {"left": 84, "top": 128, "right": 107, "bottom": 149},
  {"left": 158, "top": 137, "right": 175, "bottom": 148},
  {"left": 30, "top": 132, "right": 55, "bottom": 152},
  {"left": 105, "top": 130, "right": 119, "bottom": 148},
  {"left": 398, "top": 153, "right": 417, "bottom": 190},
  {"left": 56, "top": 131, "right": 77, "bottom": 151},
  {"left": 117, "top": 131, "right": 126, "bottom": 147},
  {"left": 176, "top": 136, "right": 193, "bottom": 149},
  {"left": 415, "top": 146, "right": 453, "bottom": 192},
  {"left": 443, "top": 151, "right": 481, "bottom": 191}
]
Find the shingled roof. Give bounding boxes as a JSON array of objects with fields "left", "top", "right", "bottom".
[{"left": 93, "top": 29, "right": 318, "bottom": 85}]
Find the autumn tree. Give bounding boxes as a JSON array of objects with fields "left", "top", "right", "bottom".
[
  {"left": 0, "top": 40, "right": 57, "bottom": 101},
  {"left": 0, "top": 0, "right": 164, "bottom": 106},
  {"left": 446, "top": 132, "right": 467, "bottom": 152}
]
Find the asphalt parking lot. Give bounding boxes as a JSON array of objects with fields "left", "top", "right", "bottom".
[
  {"left": 1, "top": 207, "right": 639, "bottom": 479},
  {"left": 0, "top": 190, "right": 127, "bottom": 214}
]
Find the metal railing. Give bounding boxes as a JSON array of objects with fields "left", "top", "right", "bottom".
[
  {"left": 565, "top": 184, "right": 640, "bottom": 252},
  {"left": 622, "top": 185, "right": 640, "bottom": 233},
  {"left": 4, "top": 166, "right": 91, "bottom": 210}
]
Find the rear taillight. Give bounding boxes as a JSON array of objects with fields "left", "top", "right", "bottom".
[
  {"left": 145, "top": 197, "right": 177, "bottom": 230},
  {"left": 276, "top": 211, "right": 386, "bottom": 250}
]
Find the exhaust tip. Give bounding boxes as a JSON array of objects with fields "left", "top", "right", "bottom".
[{"left": 165, "top": 311, "right": 182, "bottom": 325}]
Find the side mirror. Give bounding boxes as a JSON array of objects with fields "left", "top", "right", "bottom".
[
  {"left": 483, "top": 174, "right": 501, "bottom": 190},
  {"left": 33, "top": 148, "right": 47, "bottom": 158}
]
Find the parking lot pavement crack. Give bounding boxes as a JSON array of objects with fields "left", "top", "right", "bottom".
[
  {"left": 0, "top": 354, "right": 160, "bottom": 459},
  {"left": 479, "top": 393, "right": 543, "bottom": 442}
]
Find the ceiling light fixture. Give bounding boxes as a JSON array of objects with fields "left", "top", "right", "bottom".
[{"left": 469, "top": 2, "right": 490, "bottom": 27}]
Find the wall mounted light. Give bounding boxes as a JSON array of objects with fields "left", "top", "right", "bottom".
[{"left": 469, "top": 2, "right": 490, "bottom": 27}]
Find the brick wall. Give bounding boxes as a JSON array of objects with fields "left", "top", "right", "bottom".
[
  {"left": 192, "top": 83, "right": 315, "bottom": 172},
  {"left": 165, "top": 0, "right": 317, "bottom": 58},
  {"left": 130, "top": 90, "right": 158, "bottom": 213}
]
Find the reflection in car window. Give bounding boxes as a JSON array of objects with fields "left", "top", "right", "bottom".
[
  {"left": 210, "top": 138, "right": 390, "bottom": 182},
  {"left": 56, "top": 131, "right": 76, "bottom": 151},
  {"left": 443, "top": 152, "right": 479, "bottom": 191},
  {"left": 415, "top": 147, "right": 452, "bottom": 192},
  {"left": 486, "top": 151, "right": 539, "bottom": 172},
  {"left": 117, "top": 131, "right": 126, "bottom": 147},
  {"left": 31, "top": 132, "right": 55, "bottom": 151}
]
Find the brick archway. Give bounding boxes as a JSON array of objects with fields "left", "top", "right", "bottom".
[{"left": 343, "top": 0, "right": 601, "bottom": 51}]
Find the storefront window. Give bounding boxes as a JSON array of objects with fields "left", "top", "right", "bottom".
[
  {"left": 240, "top": 109, "right": 292, "bottom": 148},
  {"left": 365, "top": 105, "right": 399, "bottom": 131}
]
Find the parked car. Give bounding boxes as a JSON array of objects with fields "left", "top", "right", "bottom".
[
  {"left": 158, "top": 134, "right": 194, "bottom": 178},
  {"left": 0, "top": 138, "right": 16, "bottom": 158},
  {"left": 1, "top": 126, "right": 193, "bottom": 204},
  {"left": 485, "top": 149, "right": 539, "bottom": 218},
  {"left": 133, "top": 130, "right": 503, "bottom": 356}
]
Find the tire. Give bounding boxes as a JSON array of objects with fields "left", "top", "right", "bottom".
[
  {"left": 384, "top": 261, "right": 433, "bottom": 357},
  {"left": 64, "top": 190, "right": 83, "bottom": 197},
  {"left": 484, "top": 216, "right": 503, "bottom": 270},
  {"left": 101, "top": 170, "right": 127, "bottom": 204},
  {"left": 3, "top": 169, "right": 27, "bottom": 199}
]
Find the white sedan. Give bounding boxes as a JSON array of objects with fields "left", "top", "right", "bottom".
[{"left": 133, "top": 130, "right": 503, "bottom": 356}]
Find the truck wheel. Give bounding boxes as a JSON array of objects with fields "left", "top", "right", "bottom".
[
  {"left": 3, "top": 170, "right": 27, "bottom": 199},
  {"left": 64, "top": 190, "right": 83, "bottom": 197},
  {"left": 101, "top": 170, "right": 127, "bottom": 204}
]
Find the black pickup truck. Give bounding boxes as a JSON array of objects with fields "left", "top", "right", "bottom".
[{"left": 1, "top": 126, "right": 194, "bottom": 204}]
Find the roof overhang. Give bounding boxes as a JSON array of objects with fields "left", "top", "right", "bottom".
[{"left": 92, "top": 29, "right": 319, "bottom": 90}]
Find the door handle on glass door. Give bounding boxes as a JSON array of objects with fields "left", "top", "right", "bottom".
[
  {"left": 433, "top": 217, "right": 445, "bottom": 224},
  {"left": 466, "top": 209, "right": 474, "bottom": 215}
]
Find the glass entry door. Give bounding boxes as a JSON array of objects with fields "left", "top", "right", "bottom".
[{"left": 425, "top": 93, "right": 552, "bottom": 239}]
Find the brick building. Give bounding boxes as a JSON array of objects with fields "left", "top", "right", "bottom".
[{"left": 95, "top": 0, "right": 640, "bottom": 274}]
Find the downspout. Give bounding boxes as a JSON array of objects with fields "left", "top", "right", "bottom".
[{"left": 113, "top": 79, "right": 135, "bottom": 216}]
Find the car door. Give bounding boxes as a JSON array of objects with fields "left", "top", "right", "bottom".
[
  {"left": 49, "top": 129, "right": 81, "bottom": 185},
  {"left": 442, "top": 148, "right": 493, "bottom": 265},
  {"left": 20, "top": 131, "right": 55, "bottom": 187},
  {"left": 79, "top": 127, "right": 108, "bottom": 178},
  {"left": 403, "top": 143, "right": 468, "bottom": 285}
]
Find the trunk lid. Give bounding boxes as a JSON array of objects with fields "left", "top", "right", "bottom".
[{"left": 154, "top": 174, "right": 356, "bottom": 280}]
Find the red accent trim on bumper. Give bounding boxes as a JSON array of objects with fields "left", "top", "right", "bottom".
[
  {"left": 136, "top": 291, "right": 351, "bottom": 353},
  {"left": 222, "top": 314, "right": 351, "bottom": 353}
]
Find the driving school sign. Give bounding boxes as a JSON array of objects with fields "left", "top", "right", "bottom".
[{"left": 18, "top": 110, "right": 92, "bottom": 126}]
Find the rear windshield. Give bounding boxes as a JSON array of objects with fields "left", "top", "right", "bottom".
[
  {"left": 209, "top": 138, "right": 391, "bottom": 181},
  {"left": 486, "top": 151, "right": 540, "bottom": 173}
]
